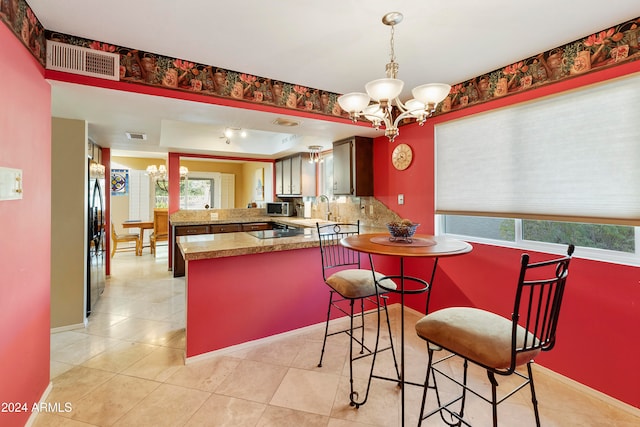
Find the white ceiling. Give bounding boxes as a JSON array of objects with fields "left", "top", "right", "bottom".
[{"left": 28, "top": 0, "right": 640, "bottom": 159}]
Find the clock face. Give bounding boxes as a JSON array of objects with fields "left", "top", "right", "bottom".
[{"left": 392, "top": 143, "right": 413, "bottom": 170}]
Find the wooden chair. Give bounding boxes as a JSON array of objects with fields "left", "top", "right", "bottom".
[
  {"left": 110, "top": 221, "right": 140, "bottom": 258},
  {"left": 150, "top": 208, "right": 169, "bottom": 256},
  {"left": 415, "top": 244, "right": 574, "bottom": 426}
]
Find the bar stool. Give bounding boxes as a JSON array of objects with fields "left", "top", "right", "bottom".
[
  {"left": 415, "top": 245, "right": 574, "bottom": 426},
  {"left": 316, "top": 221, "right": 400, "bottom": 407}
]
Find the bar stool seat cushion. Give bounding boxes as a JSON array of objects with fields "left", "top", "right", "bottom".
[
  {"left": 415, "top": 307, "right": 541, "bottom": 370},
  {"left": 326, "top": 269, "right": 397, "bottom": 299}
]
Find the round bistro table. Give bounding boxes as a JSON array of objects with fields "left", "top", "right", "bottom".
[{"left": 340, "top": 233, "right": 472, "bottom": 426}]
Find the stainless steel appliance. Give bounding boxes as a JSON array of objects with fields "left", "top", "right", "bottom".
[
  {"left": 266, "top": 202, "right": 293, "bottom": 216},
  {"left": 87, "top": 166, "right": 105, "bottom": 316}
]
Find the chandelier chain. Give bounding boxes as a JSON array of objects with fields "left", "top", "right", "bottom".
[
  {"left": 336, "top": 11, "right": 451, "bottom": 142},
  {"left": 390, "top": 24, "right": 395, "bottom": 63}
]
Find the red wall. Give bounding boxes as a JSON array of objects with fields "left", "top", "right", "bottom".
[
  {"left": 0, "top": 23, "right": 52, "bottom": 426},
  {"left": 372, "top": 61, "right": 640, "bottom": 408},
  {"left": 185, "top": 247, "right": 330, "bottom": 358}
]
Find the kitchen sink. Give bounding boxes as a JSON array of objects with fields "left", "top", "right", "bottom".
[{"left": 247, "top": 228, "right": 309, "bottom": 239}]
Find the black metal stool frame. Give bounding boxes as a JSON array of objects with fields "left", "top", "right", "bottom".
[
  {"left": 316, "top": 222, "right": 400, "bottom": 408},
  {"left": 417, "top": 244, "right": 575, "bottom": 427}
]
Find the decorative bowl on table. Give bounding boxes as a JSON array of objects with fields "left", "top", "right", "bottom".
[{"left": 386, "top": 221, "right": 420, "bottom": 243}]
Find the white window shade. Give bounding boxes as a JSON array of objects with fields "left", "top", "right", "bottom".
[{"left": 435, "top": 74, "right": 640, "bottom": 226}]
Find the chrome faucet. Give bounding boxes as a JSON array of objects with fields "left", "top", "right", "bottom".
[{"left": 317, "top": 194, "right": 331, "bottom": 220}]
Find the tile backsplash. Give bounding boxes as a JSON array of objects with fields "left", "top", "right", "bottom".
[{"left": 171, "top": 196, "right": 401, "bottom": 227}]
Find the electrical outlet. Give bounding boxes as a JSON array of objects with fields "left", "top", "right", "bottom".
[
  {"left": 398, "top": 194, "right": 404, "bottom": 205},
  {"left": 210, "top": 212, "right": 219, "bottom": 220},
  {"left": 369, "top": 205, "right": 374, "bottom": 215}
]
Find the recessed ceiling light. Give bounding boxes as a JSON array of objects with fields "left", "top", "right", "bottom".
[{"left": 272, "top": 118, "right": 300, "bottom": 127}]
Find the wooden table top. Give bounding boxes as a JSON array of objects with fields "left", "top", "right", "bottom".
[
  {"left": 122, "top": 220, "right": 154, "bottom": 229},
  {"left": 340, "top": 233, "right": 473, "bottom": 258}
]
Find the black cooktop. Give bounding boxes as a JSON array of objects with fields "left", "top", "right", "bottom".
[{"left": 247, "top": 228, "right": 307, "bottom": 239}]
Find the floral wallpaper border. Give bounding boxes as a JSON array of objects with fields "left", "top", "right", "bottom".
[
  {"left": 440, "top": 17, "right": 640, "bottom": 114},
  {"left": 0, "top": 0, "right": 46, "bottom": 65},
  {"left": 46, "top": 31, "right": 345, "bottom": 118},
  {"left": 2, "top": 0, "right": 639, "bottom": 120}
]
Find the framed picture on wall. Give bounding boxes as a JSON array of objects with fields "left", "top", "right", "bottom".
[
  {"left": 111, "top": 169, "right": 129, "bottom": 196},
  {"left": 255, "top": 168, "right": 264, "bottom": 201}
]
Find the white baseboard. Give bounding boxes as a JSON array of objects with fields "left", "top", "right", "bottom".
[
  {"left": 24, "top": 382, "right": 52, "bottom": 427},
  {"left": 185, "top": 302, "right": 411, "bottom": 364},
  {"left": 534, "top": 364, "right": 640, "bottom": 417},
  {"left": 186, "top": 321, "right": 326, "bottom": 364},
  {"left": 50, "top": 322, "right": 85, "bottom": 334}
]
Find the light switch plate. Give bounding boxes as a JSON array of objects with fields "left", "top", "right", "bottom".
[
  {"left": 0, "top": 167, "right": 23, "bottom": 201},
  {"left": 398, "top": 194, "right": 404, "bottom": 205}
]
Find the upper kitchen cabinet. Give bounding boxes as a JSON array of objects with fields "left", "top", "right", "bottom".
[
  {"left": 332, "top": 136, "right": 373, "bottom": 196},
  {"left": 275, "top": 153, "right": 316, "bottom": 197}
]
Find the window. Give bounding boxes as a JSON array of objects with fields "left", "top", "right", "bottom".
[
  {"left": 435, "top": 74, "right": 640, "bottom": 265},
  {"left": 439, "top": 215, "right": 638, "bottom": 264},
  {"left": 154, "top": 182, "right": 168, "bottom": 208},
  {"left": 180, "top": 178, "right": 214, "bottom": 210}
]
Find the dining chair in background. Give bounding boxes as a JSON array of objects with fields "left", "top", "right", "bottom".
[
  {"left": 150, "top": 208, "right": 169, "bottom": 256},
  {"left": 110, "top": 221, "right": 140, "bottom": 258},
  {"left": 316, "top": 221, "right": 400, "bottom": 408},
  {"left": 415, "top": 244, "right": 575, "bottom": 426}
]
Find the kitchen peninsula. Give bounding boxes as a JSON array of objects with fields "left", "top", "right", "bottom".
[{"left": 172, "top": 207, "right": 394, "bottom": 360}]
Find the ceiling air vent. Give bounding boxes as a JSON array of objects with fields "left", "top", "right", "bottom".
[
  {"left": 46, "top": 40, "right": 120, "bottom": 81},
  {"left": 125, "top": 132, "right": 147, "bottom": 141}
]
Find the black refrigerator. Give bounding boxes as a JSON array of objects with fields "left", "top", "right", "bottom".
[{"left": 87, "top": 165, "right": 106, "bottom": 316}]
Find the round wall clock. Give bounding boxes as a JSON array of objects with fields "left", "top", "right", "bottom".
[{"left": 392, "top": 143, "right": 413, "bottom": 170}]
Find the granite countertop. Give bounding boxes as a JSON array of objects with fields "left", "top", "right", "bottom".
[
  {"left": 178, "top": 225, "right": 388, "bottom": 261},
  {"left": 170, "top": 216, "right": 336, "bottom": 228},
  {"left": 178, "top": 228, "right": 320, "bottom": 261}
]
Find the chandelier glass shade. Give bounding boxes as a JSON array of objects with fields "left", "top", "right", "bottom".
[
  {"left": 89, "top": 160, "right": 105, "bottom": 178},
  {"left": 338, "top": 12, "right": 451, "bottom": 142},
  {"left": 146, "top": 164, "right": 188, "bottom": 192},
  {"left": 307, "top": 145, "right": 323, "bottom": 163}
]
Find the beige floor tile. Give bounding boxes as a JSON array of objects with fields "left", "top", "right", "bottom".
[
  {"left": 238, "top": 335, "right": 309, "bottom": 367},
  {"left": 88, "top": 316, "right": 166, "bottom": 341},
  {"left": 113, "top": 383, "right": 208, "bottom": 427},
  {"left": 50, "top": 334, "right": 120, "bottom": 366},
  {"left": 330, "top": 376, "right": 400, "bottom": 426},
  {"left": 68, "top": 374, "right": 161, "bottom": 426},
  {"left": 36, "top": 250, "right": 640, "bottom": 427},
  {"left": 32, "top": 412, "right": 99, "bottom": 426},
  {"left": 291, "top": 337, "right": 348, "bottom": 375},
  {"left": 215, "top": 359, "right": 288, "bottom": 403},
  {"left": 46, "top": 366, "right": 116, "bottom": 406},
  {"left": 327, "top": 418, "right": 377, "bottom": 427},
  {"left": 270, "top": 367, "right": 341, "bottom": 416},
  {"left": 184, "top": 393, "right": 266, "bottom": 427},
  {"left": 165, "top": 355, "right": 242, "bottom": 392},
  {"left": 121, "top": 346, "right": 184, "bottom": 382},
  {"left": 81, "top": 341, "right": 158, "bottom": 373},
  {"left": 80, "top": 312, "right": 128, "bottom": 334},
  {"left": 256, "top": 405, "right": 330, "bottom": 427},
  {"left": 50, "top": 360, "right": 75, "bottom": 380}
]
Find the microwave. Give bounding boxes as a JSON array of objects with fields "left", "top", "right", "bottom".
[{"left": 266, "top": 202, "right": 293, "bottom": 216}]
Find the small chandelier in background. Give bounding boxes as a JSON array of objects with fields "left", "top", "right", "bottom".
[
  {"left": 146, "top": 164, "right": 188, "bottom": 192},
  {"left": 337, "top": 12, "right": 451, "bottom": 142},
  {"left": 307, "top": 145, "right": 323, "bottom": 164},
  {"left": 89, "top": 160, "right": 105, "bottom": 178}
]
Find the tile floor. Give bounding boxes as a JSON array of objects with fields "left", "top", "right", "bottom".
[{"left": 37, "top": 247, "right": 639, "bottom": 426}]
